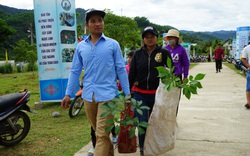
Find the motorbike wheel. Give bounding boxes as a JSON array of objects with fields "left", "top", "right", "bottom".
[
  {"left": 0, "top": 111, "right": 30, "bottom": 147},
  {"left": 69, "top": 96, "right": 84, "bottom": 118}
]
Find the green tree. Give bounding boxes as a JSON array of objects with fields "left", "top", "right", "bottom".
[
  {"left": 134, "top": 16, "right": 150, "bottom": 28},
  {"left": 12, "top": 39, "right": 36, "bottom": 63},
  {"left": 6, "top": 12, "right": 35, "bottom": 47},
  {"left": 0, "top": 18, "right": 15, "bottom": 45},
  {"left": 76, "top": 12, "right": 84, "bottom": 38},
  {"left": 77, "top": 24, "right": 83, "bottom": 38},
  {"left": 104, "top": 12, "right": 141, "bottom": 50},
  {"left": 26, "top": 44, "right": 37, "bottom": 73}
]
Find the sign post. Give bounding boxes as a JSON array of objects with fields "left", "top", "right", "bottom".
[{"left": 33, "top": 0, "right": 78, "bottom": 102}]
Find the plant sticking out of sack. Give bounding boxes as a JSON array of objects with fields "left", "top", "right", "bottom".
[
  {"left": 100, "top": 93, "right": 149, "bottom": 138},
  {"left": 156, "top": 57, "right": 205, "bottom": 100},
  {"left": 100, "top": 94, "right": 150, "bottom": 153}
]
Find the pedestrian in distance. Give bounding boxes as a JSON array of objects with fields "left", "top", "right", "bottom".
[
  {"left": 117, "top": 51, "right": 134, "bottom": 92},
  {"left": 214, "top": 43, "right": 225, "bottom": 73},
  {"left": 125, "top": 51, "right": 134, "bottom": 74},
  {"left": 61, "top": 8, "right": 130, "bottom": 156},
  {"left": 129, "top": 26, "right": 173, "bottom": 156}
]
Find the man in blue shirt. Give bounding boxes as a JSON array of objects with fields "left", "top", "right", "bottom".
[{"left": 61, "top": 9, "right": 130, "bottom": 156}]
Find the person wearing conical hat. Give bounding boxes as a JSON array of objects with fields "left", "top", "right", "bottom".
[{"left": 163, "top": 29, "right": 190, "bottom": 81}]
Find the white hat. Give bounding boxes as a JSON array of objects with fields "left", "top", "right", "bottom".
[{"left": 163, "top": 29, "right": 180, "bottom": 41}]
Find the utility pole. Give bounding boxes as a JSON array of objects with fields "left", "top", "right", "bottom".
[
  {"left": 191, "top": 43, "right": 197, "bottom": 57},
  {"left": 27, "top": 23, "right": 34, "bottom": 45}
]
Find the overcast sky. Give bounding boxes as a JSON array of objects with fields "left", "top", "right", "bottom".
[{"left": 1, "top": 0, "right": 249, "bottom": 32}]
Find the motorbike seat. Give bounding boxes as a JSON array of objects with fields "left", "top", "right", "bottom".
[{"left": 0, "top": 92, "right": 26, "bottom": 111}]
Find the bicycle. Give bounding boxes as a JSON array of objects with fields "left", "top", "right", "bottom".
[{"left": 69, "top": 81, "right": 84, "bottom": 118}]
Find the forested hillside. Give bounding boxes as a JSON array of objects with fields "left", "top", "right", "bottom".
[
  {"left": 74, "top": 8, "right": 236, "bottom": 42},
  {"left": 182, "top": 30, "right": 236, "bottom": 42},
  {"left": 0, "top": 5, "right": 32, "bottom": 14},
  {"left": 0, "top": 4, "right": 236, "bottom": 60}
]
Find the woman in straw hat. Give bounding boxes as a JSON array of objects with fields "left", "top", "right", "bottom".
[{"left": 163, "top": 29, "right": 190, "bottom": 116}]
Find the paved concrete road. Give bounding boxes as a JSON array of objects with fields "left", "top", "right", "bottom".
[{"left": 75, "top": 62, "right": 250, "bottom": 156}]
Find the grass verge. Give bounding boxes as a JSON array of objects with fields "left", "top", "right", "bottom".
[
  {"left": 223, "top": 62, "right": 246, "bottom": 78},
  {"left": 0, "top": 72, "right": 90, "bottom": 156}
]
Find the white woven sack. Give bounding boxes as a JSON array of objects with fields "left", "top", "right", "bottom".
[{"left": 144, "top": 81, "right": 180, "bottom": 156}]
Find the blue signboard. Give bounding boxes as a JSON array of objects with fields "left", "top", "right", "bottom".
[
  {"left": 33, "top": 0, "right": 78, "bottom": 102},
  {"left": 235, "top": 26, "right": 250, "bottom": 59}
]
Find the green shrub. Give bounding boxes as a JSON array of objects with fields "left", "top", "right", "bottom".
[
  {"left": 0, "top": 63, "right": 13, "bottom": 73},
  {"left": 17, "top": 65, "right": 22, "bottom": 73},
  {"left": 26, "top": 63, "right": 38, "bottom": 72},
  {"left": 0, "top": 65, "right": 3, "bottom": 73}
]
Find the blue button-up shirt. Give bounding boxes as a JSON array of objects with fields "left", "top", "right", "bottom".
[{"left": 66, "top": 34, "right": 130, "bottom": 102}]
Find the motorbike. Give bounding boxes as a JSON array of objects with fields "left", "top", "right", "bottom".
[
  {"left": 69, "top": 81, "right": 84, "bottom": 118},
  {"left": 0, "top": 89, "right": 34, "bottom": 146},
  {"left": 233, "top": 59, "right": 242, "bottom": 70}
]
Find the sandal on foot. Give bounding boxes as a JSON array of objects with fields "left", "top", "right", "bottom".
[
  {"left": 245, "top": 103, "right": 250, "bottom": 109},
  {"left": 87, "top": 148, "right": 94, "bottom": 156}
]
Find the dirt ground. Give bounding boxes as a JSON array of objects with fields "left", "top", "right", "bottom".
[{"left": 75, "top": 62, "right": 250, "bottom": 156}]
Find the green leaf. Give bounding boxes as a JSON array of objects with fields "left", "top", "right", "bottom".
[
  {"left": 105, "top": 125, "right": 114, "bottom": 132},
  {"left": 163, "top": 82, "right": 170, "bottom": 90},
  {"left": 136, "top": 108, "right": 143, "bottom": 115},
  {"left": 156, "top": 66, "right": 169, "bottom": 78},
  {"left": 115, "top": 126, "right": 120, "bottom": 135},
  {"left": 139, "top": 106, "right": 150, "bottom": 110},
  {"left": 190, "top": 80, "right": 199, "bottom": 85},
  {"left": 184, "top": 91, "right": 191, "bottom": 99},
  {"left": 189, "top": 85, "right": 197, "bottom": 94},
  {"left": 195, "top": 73, "right": 205, "bottom": 80},
  {"left": 126, "top": 120, "right": 134, "bottom": 125},
  {"left": 117, "top": 102, "right": 125, "bottom": 111},
  {"left": 133, "top": 117, "right": 138, "bottom": 122},
  {"left": 131, "top": 98, "right": 137, "bottom": 104},
  {"left": 100, "top": 111, "right": 110, "bottom": 118},
  {"left": 100, "top": 103, "right": 110, "bottom": 110},
  {"left": 137, "top": 126, "right": 145, "bottom": 135},
  {"left": 183, "top": 78, "right": 188, "bottom": 84},
  {"left": 113, "top": 97, "right": 122, "bottom": 103},
  {"left": 114, "top": 117, "right": 120, "bottom": 123},
  {"left": 108, "top": 102, "right": 116, "bottom": 109},
  {"left": 167, "top": 83, "right": 173, "bottom": 92},
  {"left": 189, "top": 75, "right": 194, "bottom": 81},
  {"left": 105, "top": 119, "right": 114, "bottom": 124},
  {"left": 138, "top": 121, "right": 148, "bottom": 128},
  {"left": 111, "top": 110, "right": 117, "bottom": 116},
  {"left": 183, "top": 88, "right": 188, "bottom": 95},
  {"left": 129, "top": 126, "right": 136, "bottom": 138},
  {"left": 136, "top": 100, "right": 143, "bottom": 107},
  {"left": 196, "top": 82, "right": 203, "bottom": 88},
  {"left": 167, "top": 57, "right": 173, "bottom": 69},
  {"left": 125, "top": 95, "right": 132, "bottom": 101},
  {"left": 174, "top": 77, "right": 181, "bottom": 82},
  {"left": 117, "top": 101, "right": 124, "bottom": 107},
  {"left": 170, "top": 66, "right": 175, "bottom": 72}
]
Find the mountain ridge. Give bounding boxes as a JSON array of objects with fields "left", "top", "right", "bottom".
[
  {"left": 0, "top": 5, "right": 236, "bottom": 41},
  {"left": 180, "top": 30, "right": 236, "bottom": 42}
]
